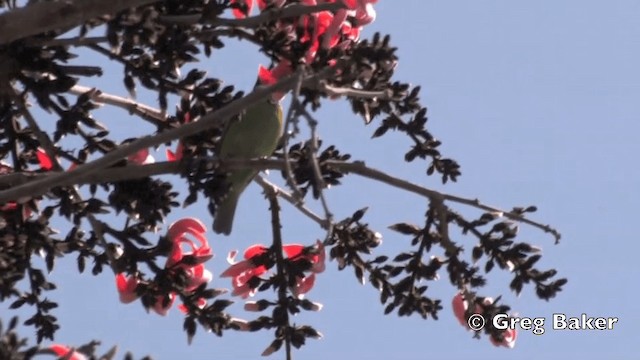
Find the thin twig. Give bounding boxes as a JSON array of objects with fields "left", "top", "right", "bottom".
[
  {"left": 280, "top": 70, "right": 305, "bottom": 201},
  {"left": 431, "top": 197, "right": 457, "bottom": 256},
  {"left": 319, "top": 82, "right": 395, "bottom": 101},
  {"left": 254, "top": 175, "right": 327, "bottom": 229},
  {"left": 68, "top": 85, "right": 167, "bottom": 125},
  {"left": 331, "top": 161, "right": 562, "bottom": 243},
  {"left": 298, "top": 107, "right": 334, "bottom": 240}
]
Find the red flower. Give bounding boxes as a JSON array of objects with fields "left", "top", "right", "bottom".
[
  {"left": 490, "top": 327, "right": 518, "bottom": 348},
  {"left": 247, "top": 0, "right": 379, "bottom": 102},
  {"left": 452, "top": 292, "right": 491, "bottom": 327},
  {"left": 221, "top": 245, "right": 268, "bottom": 298},
  {"left": 166, "top": 142, "right": 183, "bottom": 162},
  {"left": 113, "top": 217, "right": 213, "bottom": 316},
  {"left": 283, "top": 240, "right": 325, "bottom": 297},
  {"left": 153, "top": 293, "right": 176, "bottom": 316},
  {"left": 222, "top": 241, "right": 326, "bottom": 298},
  {"left": 165, "top": 217, "right": 213, "bottom": 312},
  {"left": 452, "top": 292, "right": 477, "bottom": 326},
  {"left": 115, "top": 273, "right": 139, "bottom": 303},
  {"left": 36, "top": 148, "right": 81, "bottom": 171},
  {"left": 49, "top": 344, "right": 86, "bottom": 360},
  {"left": 452, "top": 292, "right": 517, "bottom": 348},
  {"left": 258, "top": 63, "right": 294, "bottom": 102},
  {"left": 165, "top": 217, "right": 211, "bottom": 268}
]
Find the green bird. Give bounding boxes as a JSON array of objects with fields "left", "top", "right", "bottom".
[{"left": 213, "top": 88, "right": 283, "bottom": 235}]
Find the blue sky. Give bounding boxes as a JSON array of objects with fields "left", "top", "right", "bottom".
[{"left": 3, "top": 1, "right": 640, "bottom": 359}]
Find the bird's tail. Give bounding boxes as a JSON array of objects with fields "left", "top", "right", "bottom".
[{"left": 213, "top": 192, "right": 240, "bottom": 235}]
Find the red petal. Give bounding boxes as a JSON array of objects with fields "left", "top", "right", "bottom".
[
  {"left": 115, "top": 274, "right": 139, "bottom": 303},
  {"left": 271, "top": 61, "right": 293, "bottom": 79},
  {"left": 177, "top": 303, "right": 188, "bottom": 314},
  {"left": 313, "top": 240, "right": 326, "bottom": 273},
  {"left": 166, "top": 142, "right": 184, "bottom": 162},
  {"left": 244, "top": 244, "right": 267, "bottom": 259},
  {"left": 152, "top": 293, "right": 176, "bottom": 316},
  {"left": 258, "top": 65, "right": 276, "bottom": 85},
  {"left": 220, "top": 259, "right": 254, "bottom": 278},
  {"left": 322, "top": 10, "right": 347, "bottom": 49},
  {"left": 50, "top": 345, "right": 86, "bottom": 360},
  {"left": 50, "top": 344, "right": 71, "bottom": 356},
  {"left": 232, "top": 280, "right": 257, "bottom": 299},
  {"left": 451, "top": 293, "right": 468, "bottom": 326},
  {"left": 283, "top": 244, "right": 304, "bottom": 258},
  {"left": 1, "top": 202, "right": 17, "bottom": 211},
  {"left": 167, "top": 218, "right": 208, "bottom": 245},
  {"left": 127, "top": 148, "right": 150, "bottom": 165},
  {"left": 293, "top": 274, "right": 316, "bottom": 297},
  {"left": 231, "top": 0, "right": 253, "bottom": 18},
  {"left": 256, "top": 0, "right": 268, "bottom": 10},
  {"left": 36, "top": 148, "right": 53, "bottom": 170},
  {"left": 166, "top": 149, "right": 177, "bottom": 162},
  {"left": 341, "top": 0, "right": 358, "bottom": 9}
]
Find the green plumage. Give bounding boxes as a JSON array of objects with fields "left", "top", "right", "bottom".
[{"left": 213, "top": 99, "right": 283, "bottom": 235}]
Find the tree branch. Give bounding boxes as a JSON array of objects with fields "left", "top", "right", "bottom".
[
  {"left": 0, "top": 70, "right": 319, "bottom": 204},
  {"left": 68, "top": 85, "right": 167, "bottom": 125},
  {"left": 264, "top": 184, "right": 292, "bottom": 360},
  {"left": 298, "top": 107, "right": 334, "bottom": 240},
  {"left": 280, "top": 71, "right": 305, "bottom": 201},
  {"left": 254, "top": 175, "right": 328, "bottom": 229},
  {"left": 319, "top": 82, "right": 395, "bottom": 101},
  {"left": 0, "top": 156, "right": 560, "bottom": 242},
  {"left": 24, "top": 36, "right": 109, "bottom": 47},
  {"left": 0, "top": 0, "right": 160, "bottom": 45},
  {"left": 160, "top": 2, "right": 346, "bottom": 27},
  {"left": 332, "top": 161, "right": 562, "bottom": 243}
]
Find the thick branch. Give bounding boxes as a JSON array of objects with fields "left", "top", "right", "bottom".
[
  {"left": 161, "top": 2, "right": 345, "bottom": 27},
  {"left": 0, "top": 70, "right": 314, "bottom": 203},
  {"left": 0, "top": 156, "right": 560, "bottom": 242},
  {"left": 0, "top": 0, "right": 160, "bottom": 45}
]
